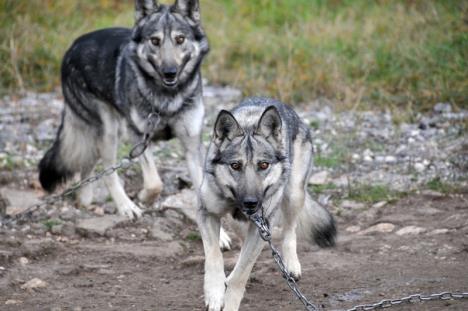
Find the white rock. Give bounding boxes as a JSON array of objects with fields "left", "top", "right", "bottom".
[
  {"left": 21, "top": 278, "right": 48, "bottom": 290},
  {"left": 19, "top": 257, "right": 29, "bottom": 266},
  {"left": 340, "top": 200, "right": 365, "bottom": 210},
  {"left": 396, "top": 226, "right": 426, "bottom": 235},
  {"left": 345, "top": 225, "right": 361, "bottom": 233},
  {"left": 363, "top": 155, "right": 373, "bottom": 162},
  {"left": 309, "top": 171, "right": 329, "bottom": 185},
  {"left": 5, "top": 299, "right": 22, "bottom": 305},
  {"left": 429, "top": 229, "right": 449, "bottom": 235},
  {"left": 372, "top": 201, "right": 388, "bottom": 209},
  {"left": 414, "top": 162, "right": 425, "bottom": 172},
  {"left": 384, "top": 156, "right": 397, "bottom": 164},
  {"left": 359, "top": 223, "right": 395, "bottom": 235}
]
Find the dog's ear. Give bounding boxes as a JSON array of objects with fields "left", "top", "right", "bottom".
[
  {"left": 214, "top": 110, "right": 243, "bottom": 143},
  {"left": 174, "top": 0, "right": 201, "bottom": 24},
  {"left": 255, "top": 106, "right": 282, "bottom": 140},
  {"left": 135, "top": 0, "right": 159, "bottom": 23}
]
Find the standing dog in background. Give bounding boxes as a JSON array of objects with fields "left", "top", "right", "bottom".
[
  {"left": 198, "top": 97, "right": 336, "bottom": 311},
  {"left": 39, "top": 0, "right": 211, "bottom": 220}
]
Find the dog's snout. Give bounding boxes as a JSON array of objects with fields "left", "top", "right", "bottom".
[
  {"left": 162, "top": 67, "right": 177, "bottom": 80},
  {"left": 243, "top": 198, "right": 258, "bottom": 210}
]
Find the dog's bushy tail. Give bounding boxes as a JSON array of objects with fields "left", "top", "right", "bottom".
[
  {"left": 296, "top": 193, "right": 336, "bottom": 248},
  {"left": 38, "top": 119, "right": 73, "bottom": 192}
]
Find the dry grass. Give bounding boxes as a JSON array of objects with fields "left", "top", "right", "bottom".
[{"left": 1, "top": 0, "right": 466, "bottom": 111}]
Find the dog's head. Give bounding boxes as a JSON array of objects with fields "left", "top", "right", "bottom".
[
  {"left": 131, "top": 0, "right": 209, "bottom": 90},
  {"left": 210, "top": 106, "right": 287, "bottom": 216}
]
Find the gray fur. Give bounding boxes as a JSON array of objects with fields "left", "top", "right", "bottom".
[
  {"left": 39, "top": 0, "right": 209, "bottom": 219},
  {"left": 198, "top": 97, "right": 336, "bottom": 311}
]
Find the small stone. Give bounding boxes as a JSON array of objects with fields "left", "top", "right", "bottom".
[
  {"left": 372, "top": 201, "right": 387, "bottom": 209},
  {"left": 414, "top": 162, "right": 425, "bottom": 172},
  {"left": 21, "top": 278, "right": 48, "bottom": 290},
  {"left": 396, "top": 226, "right": 426, "bottom": 236},
  {"left": 345, "top": 225, "right": 361, "bottom": 233},
  {"left": 76, "top": 215, "right": 128, "bottom": 237},
  {"left": 384, "top": 156, "right": 397, "bottom": 164},
  {"left": 363, "top": 155, "right": 373, "bottom": 162},
  {"left": 19, "top": 257, "right": 29, "bottom": 266},
  {"left": 93, "top": 207, "right": 105, "bottom": 216},
  {"left": 309, "top": 171, "right": 329, "bottom": 185},
  {"left": 5, "top": 299, "right": 22, "bottom": 305},
  {"left": 359, "top": 223, "right": 395, "bottom": 235},
  {"left": 340, "top": 200, "right": 365, "bottom": 210},
  {"left": 434, "top": 102, "right": 452, "bottom": 114},
  {"left": 429, "top": 229, "right": 449, "bottom": 235}
]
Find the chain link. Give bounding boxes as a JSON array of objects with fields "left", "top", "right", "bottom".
[
  {"left": 249, "top": 213, "right": 468, "bottom": 311},
  {"left": 1, "top": 112, "right": 160, "bottom": 226}
]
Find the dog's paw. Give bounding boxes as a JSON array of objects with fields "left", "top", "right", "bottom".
[
  {"left": 219, "top": 227, "right": 232, "bottom": 252},
  {"left": 117, "top": 202, "right": 143, "bottom": 220},
  {"left": 205, "top": 290, "right": 224, "bottom": 311},
  {"left": 284, "top": 255, "right": 302, "bottom": 281},
  {"left": 137, "top": 186, "right": 162, "bottom": 204}
]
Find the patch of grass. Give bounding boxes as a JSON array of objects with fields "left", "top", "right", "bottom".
[
  {"left": 309, "top": 182, "right": 337, "bottom": 195},
  {"left": 185, "top": 231, "right": 201, "bottom": 242},
  {"left": 1, "top": 1, "right": 466, "bottom": 110},
  {"left": 42, "top": 219, "right": 61, "bottom": 231},
  {"left": 347, "top": 184, "right": 406, "bottom": 204},
  {"left": 426, "top": 177, "right": 460, "bottom": 194}
]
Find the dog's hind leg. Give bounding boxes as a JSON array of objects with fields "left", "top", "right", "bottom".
[
  {"left": 137, "top": 147, "right": 163, "bottom": 204},
  {"left": 99, "top": 108, "right": 142, "bottom": 219}
]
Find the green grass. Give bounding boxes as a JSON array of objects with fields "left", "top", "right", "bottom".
[
  {"left": 42, "top": 219, "right": 61, "bottom": 231},
  {"left": 1, "top": 0, "right": 466, "bottom": 110},
  {"left": 347, "top": 184, "right": 406, "bottom": 204},
  {"left": 309, "top": 182, "right": 337, "bottom": 195},
  {"left": 185, "top": 231, "right": 201, "bottom": 241},
  {"left": 426, "top": 177, "right": 461, "bottom": 194}
]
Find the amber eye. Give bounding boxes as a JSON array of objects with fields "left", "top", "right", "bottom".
[
  {"left": 230, "top": 162, "right": 242, "bottom": 171},
  {"left": 150, "top": 37, "right": 161, "bottom": 46},
  {"left": 175, "top": 35, "right": 185, "bottom": 45},
  {"left": 258, "top": 162, "right": 270, "bottom": 170}
]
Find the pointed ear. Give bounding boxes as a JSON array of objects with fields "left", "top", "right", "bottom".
[
  {"left": 214, "top": 110, "right": 243, "bottom": 143},
  {"left": 255, "top": 106, "right": 282, "bottom": 139},
  {"left": 174, "top": 0, "right": 201, "bottom": 23},
  {"left": 135, "top": 0, "right": 159, "bottom": 23}
]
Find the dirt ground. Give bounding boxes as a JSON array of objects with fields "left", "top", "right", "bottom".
[{"left": 1, "top": 192, "right": 467, "bottom": 311}]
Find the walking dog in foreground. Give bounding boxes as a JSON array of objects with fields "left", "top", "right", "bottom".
[
  {"left": 198, "top": 97, "right": 337, "bottom": 311},
  {"left": 39, "top": 0, "right": 211, "bottom": 219}
]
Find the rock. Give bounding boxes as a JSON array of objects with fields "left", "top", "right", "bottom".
[
  {"left": 19, "top": 257, "right": 29, "bottom": 266},
  {"left": 414, "top": 162, "right": 425, "bottom": 172},
  {"left": 76, "top": 215, "right": 128, "bottom": 237},
  {"left": 180, "top": 255, "right": 204, "bottom": 267},
  {"left": 150, "top": 218, "right": 175, "bottom": 241},
  {"left": 372, "top": 201, "right": 387, "bottom": 209},
  {"left": 0, "top": 188, "right": 40, "bottom": 216},
  {"left": 21, "top": 278, "right": 48, "bottom": 290},
  {"left": 160, "top": 189, "right": 197, "bottom": 222},
  {"left": 340, "top": 200, "right": 365, "bottom": 210},
  {"left": 433, "top": 103, "right": 452, "bottom": 114},
  {"left": 420, "top": 190, "right": 444, "bottom": 198},
  {"left": 93, "top": 207, "right": 105, "bottom": 216},
  {"left": 309, "top": 171, "right": 329, "bottom": 185},
  {"left": 358, "top": 223, "right": 395, "bottom": 235},
  {"left": 429, "top": 228, "right": 449, "bottom": 235},
  {"left": 395, "top": 226, "right": 426, "bottom": 236},
  {"left": 384, "top": 156, "right": 397, "bottom": 164},
  {"left": 5, "top": 299, "right": 22, "bottom": 305},
  {"left": 345, "top": 225, "right": 361, "bottom": 233}
]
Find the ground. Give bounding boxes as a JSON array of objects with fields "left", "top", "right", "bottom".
[{"left": 0, "top": 89, "right": 467, "bottom": 311}]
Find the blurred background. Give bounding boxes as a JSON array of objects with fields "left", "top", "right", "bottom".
[{"left": 0, "top": 0, "right": 466, "bottom": 112}]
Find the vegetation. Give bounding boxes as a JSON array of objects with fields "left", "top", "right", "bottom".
[
  {"left": 347, "top": 184, "right": 406, "bottom": 204},
  {"left": 1, "top": 0, "right": 466, "bottom": 110}
]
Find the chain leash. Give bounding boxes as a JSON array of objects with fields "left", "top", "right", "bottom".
[
  {"left": 249, "top": 213, "right": 468, "bottom": 311},
  {"left": 1, "top": 112, "right": 160, "bottom": 226}
]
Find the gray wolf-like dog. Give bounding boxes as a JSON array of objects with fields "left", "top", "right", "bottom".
[
  {"left": 39, "top": 0, "right": 213, "bottom": 222},
  {"left": 198, "top": 97, "right": 336, "bottom": 311}
]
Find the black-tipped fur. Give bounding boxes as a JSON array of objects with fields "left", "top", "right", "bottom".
[
  {"left": 38, "top": 140, "right": 72, "bottom": 193},
  {"left": 312, "top": 215, "right": 337, "bottom": 248}
]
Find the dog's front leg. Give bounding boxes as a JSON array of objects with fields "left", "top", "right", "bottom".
[
  {"left": 197, "top": 208, "right": 226, "bottom": 311},
  {"left": 223, "top": 223, "right": 265, "bottom": 311}
]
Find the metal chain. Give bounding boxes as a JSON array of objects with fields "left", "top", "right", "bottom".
[
  {"left": 1, "top": 112, "right": 160, "bottom": 226},
  {"left": 249, "top": 213, "right": 468, "bottom": 311}
]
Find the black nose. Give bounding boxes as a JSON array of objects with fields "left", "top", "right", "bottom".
[
  {"left": 162, "top": 67, "right": 177, "bottom": 80},
  {"left": 243, "top": 198, "right": 258, "bottom": 210}
]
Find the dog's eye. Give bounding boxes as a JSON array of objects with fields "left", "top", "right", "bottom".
[
  {"left": 258, "top": 162, "right": 270, "bottom": 170},
  {"left": 150, "top": 37, "right": 161, "bottom": 46},
  {"left": 230, "top": 162, "right": 242, "bottom": 171},
  {"left": 175, "top": 35, "right": 185, "bottom": 45}
]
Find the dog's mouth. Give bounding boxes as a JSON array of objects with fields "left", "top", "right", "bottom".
[{"left": 162, "top": 77, "right": 178, "bottom": 87}]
